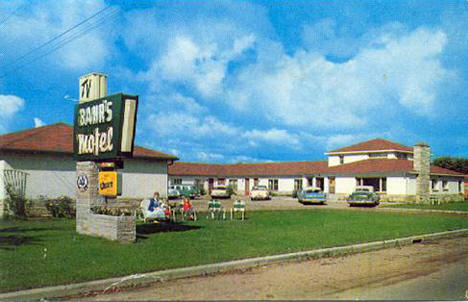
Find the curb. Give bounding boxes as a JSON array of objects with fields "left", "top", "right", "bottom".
[
  {"left": 2, "top": 228, "right": 468, "bottom": 301},
  {"left": 377, "top": 207, "right": 468, "bottom": 215}
]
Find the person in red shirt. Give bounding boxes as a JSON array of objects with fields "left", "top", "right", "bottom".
[{"left": 183, "top": 197, "right": 194, "bottom": 220}]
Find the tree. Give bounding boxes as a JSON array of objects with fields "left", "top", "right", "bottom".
[{"left": 432, "top": 156, "right": 468, "bottom": 174}]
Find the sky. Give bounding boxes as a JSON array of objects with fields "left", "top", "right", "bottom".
[{"left": 1, "top": 0, "right": 468, "bottom": 163}]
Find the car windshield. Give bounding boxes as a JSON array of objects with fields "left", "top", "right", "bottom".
[
  {"left": 305, "top": 189, "right": 321, "bottom": 193},
  {"left": 253, "top": 186, "right": 268, "bottom": 191},
  {"left": 214, "top": 186, "right": 226, "bottom": 190}
]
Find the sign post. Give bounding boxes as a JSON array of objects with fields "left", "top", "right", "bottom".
[
  {"left": 74, "top": 73, "right": 138, "bottom": 241},
  {"left": 75, "top": 73, "right": 108, "bottom": 234}
]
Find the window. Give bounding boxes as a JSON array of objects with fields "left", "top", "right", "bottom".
[
  {"left": 380, "top": 178, "right": 387, "bottom": 192},
  {"left": 268, "top": 179, "right": 279, "bottom": 191},
  {"left": 229, "top": 179, "right": 238, "bottom": 190},
  {"left": 254, "top": 178, "right": 259, "bottom": 186},
  {"left": 172, "top": 178, "right": 182, "bottom": 185},
  {"left": 218, "top": 178, "right": 225, "bottom": 185},
  {"left": 396, "top": 153, "right": 408, "bottom": 159},
  {"left": 369, "top": 153, "right": 386, "bottom": 158},
  {"left": 442, "top": 180, "right": 449, "bottom": 191},
  {"left": 339, "top": 155, "right": 344, "bottom": 164},
  {"left": 194, "top": 179, "right": 203, "bottom": 190},
  {"left": 356, "top": 177, "right": 363, "bottom": 186},
  {"left": 431, "top": 179, "right": 438, "bottom": 192},
  {"left": 294, "top": 179, "right": 303, "bottom": 191}
]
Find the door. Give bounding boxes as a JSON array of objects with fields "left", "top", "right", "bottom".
[
  {"left": 245, "top": 178, "right": 250, "bottom": 196},
  {"left": 208, "top": 178, "right": 214, "bottom": 194},
  {"left": 329, "top": 177, "right": 336, "bottom": 194}
]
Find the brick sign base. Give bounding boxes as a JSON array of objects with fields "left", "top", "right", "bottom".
[{"left": 76, "top": 161, "right": 135, "bottom": 243}]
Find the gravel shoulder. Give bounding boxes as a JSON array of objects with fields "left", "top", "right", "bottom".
[{"left": 81, "top": 236, "right": 468, "bottom": 301}]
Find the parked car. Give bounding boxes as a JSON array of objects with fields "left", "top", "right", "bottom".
[
  {"left": 347, "top": 186, "right": 380, "bottom": 207},
  {"left": 168, "top": 185, "right": 181, "bottom": 199},
  {"left": 297, "top": 187, "right": 327, "bottom": 205},
  {"left": 250, "top": 185, "right": 271, "bottom": 200},
  {"left": 210, "top": 185, "right": 231, "bottom": 198},
  {"left": 180, "top": 185, "right": 199, "bottom": 199}
]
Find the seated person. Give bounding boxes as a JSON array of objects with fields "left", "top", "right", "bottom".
[
  {"left": 146, "top": 192, "right": 166, "bottom": 220},
  {"left": 182, "top": 197, "right": 194, "bottom": 220}
]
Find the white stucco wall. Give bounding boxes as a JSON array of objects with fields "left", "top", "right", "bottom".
[
  {"left": 0, "top": 160, "right": 13, "bottom": 201},
  {"left": 121, "top": 159, "right": 168, "bottom": 199},
  {"left": 2, "top": 154, "right": 77, "bottom": 198},
  {"left": 431, "top": 177, "right": 463, "bottom": 195},
  {"left": 387, "top": 177, "right": 408, "bottom": 195},
  {"left": 328, "top": 156, "right": 340, "bottom": 167},
  {"left": 1, "top": 154, "right": 170, "bottom": 199},
  {"left": 328, "top": 154, "right": 369, "bottom": 167},
  {"left": 334, "top": 177, "right": 357, "bottom": 194},
  {"left": 343, "top": 154, "right": 369, "bottom": 164},
  {"left": 406, "top": 176, "right": 416, "bottom": 195}
]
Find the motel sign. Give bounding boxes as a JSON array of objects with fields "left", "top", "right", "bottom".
[{"left": 73, "top": 93, "right": 138, "bottom": 161}]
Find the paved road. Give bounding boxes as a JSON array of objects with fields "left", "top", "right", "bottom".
[{"left": 81, "top": 236, "right": 468, "bottom": 301}]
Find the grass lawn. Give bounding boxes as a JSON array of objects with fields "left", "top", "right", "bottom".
[
  {"left": 382, "top": 201, "right": 468, "bottom": 211},
  {"left": 2, "top": 209, "right": 468, "bottom": 292}
]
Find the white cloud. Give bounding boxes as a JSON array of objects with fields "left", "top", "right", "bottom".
[
  {"left": 0, "top": 95, "right": 24, "bottom": 132},
  {"left": 196, "top": 151, "right": 225, "bottom": 161},
  {"left": 0, "top": 0, "right": 115, "bottom": 71},
  {"left": 33, "top": 118, "right": 45, "bottom": 128},
  {"left": 148, "top": 112, "right": 240, "bottom": 139},
  {"left": 243, "top": 128, "right": 300, "bottom": 146},
  {"left": 143, "top": 33, "right": 256, "bottom": 98},
  {"left": 227, "top": 26, "right": 451, "bottom": 130}
]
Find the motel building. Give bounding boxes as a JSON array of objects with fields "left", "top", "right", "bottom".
[
  {"left": 169, "top": 139, "right": 465, "bottom": 202},
  {"left": 0, "top": 123, "right": 178, "bottom": 216}
]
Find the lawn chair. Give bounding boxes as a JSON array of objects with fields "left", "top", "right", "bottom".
[
  {"left": 140, "top": 199, "right": 168, "bottom": 223},
  {"left": 208, "top": 200, "right": 225, "bottom": 219},
  {"left": 230, "top": 199, "right": 246, "bottom": 221}
]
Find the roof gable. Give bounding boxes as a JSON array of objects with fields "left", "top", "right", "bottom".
[
  {"left": 0, "top": 123, "right": 178, "bottom": 161},
  {"left": 328, "top": 138, "right": 413, "bottom": 154}
]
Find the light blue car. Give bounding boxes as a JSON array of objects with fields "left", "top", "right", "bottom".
[{"left": 297, "top": 187, "right": 327, "bottom": 205}]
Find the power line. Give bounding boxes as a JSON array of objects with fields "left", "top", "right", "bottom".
[
  {"left": 1, "top": 5, "right": 115, "bottom": 72},
  {"left": 3, "top": 8, "right": 120, "bottom": 74},
  {"left": 0, "top": 5, "right": 23, "bottom": 30}
]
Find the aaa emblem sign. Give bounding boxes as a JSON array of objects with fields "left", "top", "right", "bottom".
[{"left": 98, "top": 171, "right": 119, "bottom": 197}]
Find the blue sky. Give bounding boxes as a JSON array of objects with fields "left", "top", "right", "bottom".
[{"left": 1, "top": 0, "right": 468, "bottom": 163}]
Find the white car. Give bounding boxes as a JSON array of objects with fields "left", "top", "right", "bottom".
[
  {"left": 167, "top": 185, "right": 181, "bottom": 199},
  {"left": 250, "top": 185, "right": 271, "bottom": 200},
  {"left": 210, "top": 186, "right": 230, "bottom": 198}
]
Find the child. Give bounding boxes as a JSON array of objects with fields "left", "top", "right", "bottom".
[{"left": 183, "top": 197, "right": 194, "bottom": 220}]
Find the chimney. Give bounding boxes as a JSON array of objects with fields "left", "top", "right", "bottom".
[{"left": 413, "top": 142, "right": 430, "bottom": 203}]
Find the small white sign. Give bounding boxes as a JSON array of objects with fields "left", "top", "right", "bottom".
[{"left": 79, "top": 73, "right": 107, "bottom": 103}]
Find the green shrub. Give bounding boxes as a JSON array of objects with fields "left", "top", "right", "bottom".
[
  {"left": 4, "top": 184, "right": 27, "bottom": 218},
  {"left": 226, "top": 185, "right": 236, "bottom": 196},
  {"left": 45, "top": 196, "right": 75, "bottom": 218},
  {"left": 91, "top": 206, "right": 133, "bottom": 216}
]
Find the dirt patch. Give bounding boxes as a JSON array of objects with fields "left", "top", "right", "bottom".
[{"left": 76, "top": 236, "right": 468, "bottom": 300}]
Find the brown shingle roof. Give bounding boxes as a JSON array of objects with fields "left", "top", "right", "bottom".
[
  {"left": 328, "top": 138, "right": 413, "bottom": 153},
  {"left": 327, "top": 159, "right": 412, "bottom": 174},
  {"left": 169, "top": 159, "right": 464, "bottom": 177},
  {"left": 169, "top": 161, "right": 329, "bottom": 176},
  {"left": 0, "top": 122, "right": 178, "bottom": 161}
]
